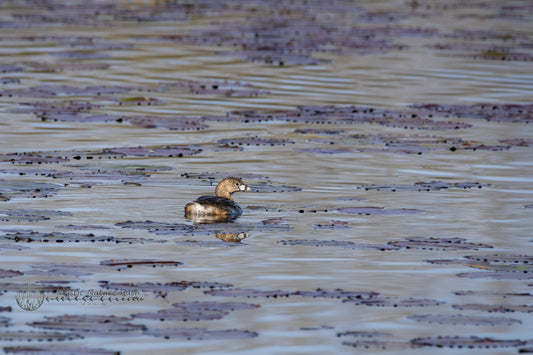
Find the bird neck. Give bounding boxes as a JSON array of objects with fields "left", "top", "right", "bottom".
[{"left": 215, "top": 185, "right": 233, "bottom": 199}]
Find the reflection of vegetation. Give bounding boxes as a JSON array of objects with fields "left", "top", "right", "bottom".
[{"left": 216, "top": 232, "right": 249, "bottom": 243}]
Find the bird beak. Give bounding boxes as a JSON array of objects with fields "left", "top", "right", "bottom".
[{"left": 240, "top": 184, "right": 251, "bottom": 191}]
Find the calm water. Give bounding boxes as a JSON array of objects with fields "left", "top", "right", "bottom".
[{"left": 0, "top": 0, "right": 532, "bottom": 354}]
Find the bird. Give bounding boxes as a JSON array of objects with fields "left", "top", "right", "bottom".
[{"left": 185, "top": 177, "right": 251, "bottom": 221}]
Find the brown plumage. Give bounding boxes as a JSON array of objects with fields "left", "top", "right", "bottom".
[{"left": 184, "top": 177, "right": 251, "bottom": 219}]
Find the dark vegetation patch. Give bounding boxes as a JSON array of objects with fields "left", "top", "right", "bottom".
[
  {"left": 0, "top": 180, "right": 62, "bottom": 200},
  {"left": 387, "top": 237, "right": 493, "bottom": 251},
  {"left": 357, "top": 181, "right": 490, "bottom": 191},
  {"left": 204, "top": 288, "right": 294, "bottom": 299},
  {"left": 3, "top": 345, "right": 120, "bottom": 355},
  {"left": 407, "top": 314, "right": 521, "bottom": 326},
  {"left": 26, "top": 263, "right": 127, "bottom": 277},
  {"left": 22, "top": 61, "right": 111, "bottom": 72},
  {"left": 216, "top": 136, "right": 294, "bottom": 146},
  {"left": 180, "top": 172, "right": 266, "bottom": 180},
  {"left": 499, "top": 138, "right": 533, "bottom": 147},
  {"left": 0, "top": 317, "right": 10, "bottom": 327},
  {"left": 144, "top": 327, "right": 258, "bottom": 340},
  {"left": 347, "top": 134, "right": 511, "bottom": 154},
  {"left": 214, "top": 105, "right": 472, "bottom": 130},
  {"left": 205, "top": 287, "right": 380, "bottom": 301},
  {"left": 0, "top": 270, "right": 23, "bottom": 279},
  {"left": 99, "top": 259, "right": 183, "bottom": 271},
  {"left": 313, "top": 220, "right": 350, "bottom": 230},
  {"left": 410, "top": 103, "right": 533, "bottom": 124},
  {"left": 337, "top": 207, "right": 424, "bottom": 215},
  {"left": 277, "top": 239, "right": 398, "bottom": 251},
  {"left": 250, "top": 182, "right": 302, "bottom": 193},
  {"left": 126, "top": 116, "right": 208, "bottom": 130},
  {"left": 1, "top": 230, "right": 154, "bottom": 244},
  {"left": 0, "top": 283, "right": 73, "bottom": 294},
  {"left": 132, "top": 301, "right": 259, "bottom": 322},
  {"left": 294, "top": 289, "right": 379, "bottom": 300},
  {"left": 116, "top": 219, "right": 292, "bottom": 236},
  {"left": 103, "top": 145, "right": 203, "bottom": 158},
  {"left": 464, "top": 254, "right": 533, "bottom": 265},
  {"left": 343, "top": 297, "right": 445, "bottom": 307},
  {"left": 100, "top": 281, "right": 233, "bottom": 299},
  {"left": 0, "top": 330, "right": 81, "bottom": 342},
  {"left": 0, "top": 152, "right": 68, "bottom": 164},
  {"left": 337, "top": 330, "right": 392, "bottom": 338},
  {"left": 0, "top": 209, "right": 73, "bottom": 222},
  {"left": 455, "top": 254, "right": 533, "bottom": 279},
  {"left": 457, "top": 271, "right": 533, "bottom": 280},
  {"left": 295, "top": 128, "right": 344, "bottom": 135},
  {"left": 117, "top": 97, "right": 162, "bottom": 106},
  {"left": 428, "top": 43, "right": 533, "bottom": 62},
  {"left": 0, "top": 244, "right": 30, "bottom": 251},
  {"left": 452, "top": 304, "right": 533, "bottom": 313},
  {"left": 341, "top": 339, "right": 418, "bottom": 350},
  {"left": 410, "top": 336, "right": 526, "bottom": 349},
  {"left": 453, "top": 290, "right": 533, "bottom": 298},
  {"left": 157, "top": 80, "right": 269, "bottom": 97},
  {"left": 28, "top": 314, "right": 146, "bottom": 336},
  {"left": 175, "top": 239, "right": 247, "bottom": 247}
]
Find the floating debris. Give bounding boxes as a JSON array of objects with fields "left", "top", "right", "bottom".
[
  {"left": 407, "top": 314, "right": 521, "bottom": 326},
  {"left": 411, "top": 336, "right": 526, "bottom": 349}
]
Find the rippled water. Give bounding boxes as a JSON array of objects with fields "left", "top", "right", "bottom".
[{"left": 1, "top": 0, "right": 532, "bottom": 354}]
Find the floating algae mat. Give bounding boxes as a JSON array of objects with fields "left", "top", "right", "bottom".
[{"left": 0, "top": 0, "right": 532, "bottom": 354}]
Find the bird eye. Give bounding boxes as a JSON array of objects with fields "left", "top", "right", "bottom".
[{"left": 235, "top": 182, "right": 240, "bottom": 186}]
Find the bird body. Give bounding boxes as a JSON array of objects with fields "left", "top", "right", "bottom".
[{"left": 185, "top": 177, "right": 250, "bottom": 220}]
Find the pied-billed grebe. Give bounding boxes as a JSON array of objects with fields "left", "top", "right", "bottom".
[{"left": 184, "top": 177, "right": 251, "bottom": 219}]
